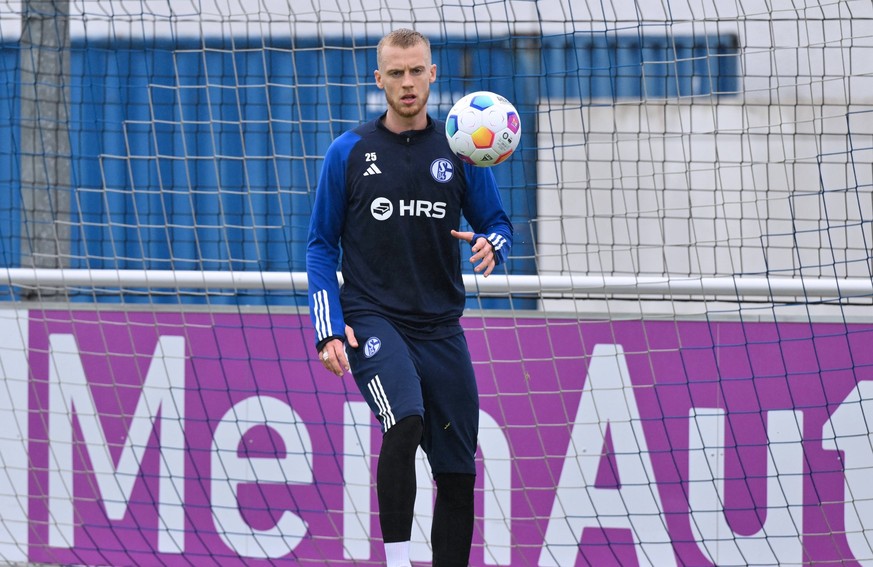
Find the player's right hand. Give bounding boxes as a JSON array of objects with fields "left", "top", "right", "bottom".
[{"left": 318, "top": 325, "right": 358, "bottom": 377}]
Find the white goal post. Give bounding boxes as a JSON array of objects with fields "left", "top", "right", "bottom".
[{"left": 2, "top": 268, "right": 872, "bottom": 299}]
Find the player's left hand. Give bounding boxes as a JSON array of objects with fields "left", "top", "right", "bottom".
[{"left": 451, "top": 230, "right": 496, "bottom": 277}]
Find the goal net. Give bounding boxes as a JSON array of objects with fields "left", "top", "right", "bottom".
[{"left": 0, "top": 0, "right": 871, "bottom": 565}]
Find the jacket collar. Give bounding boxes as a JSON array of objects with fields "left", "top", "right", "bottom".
[{"left": 376, "top": 112, "right": 435, "bottom": 138}]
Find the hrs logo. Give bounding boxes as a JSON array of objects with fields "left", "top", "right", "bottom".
[{"left": 370, "top": 197, "right": 446, "bottom": 221}]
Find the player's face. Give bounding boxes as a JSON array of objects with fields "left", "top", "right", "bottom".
[{"left": 375, "top": 42, "right": 436, "bottom": 131}]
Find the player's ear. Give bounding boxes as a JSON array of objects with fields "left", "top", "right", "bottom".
[
  {"left": 429, "top": 64, "right": 437, "bottom": 83},
  {"left": 374, "top": 69, "right": 384, "bottom": 89}
]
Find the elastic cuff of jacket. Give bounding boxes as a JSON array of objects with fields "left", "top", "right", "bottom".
[{"left": 316, "top": 335, "right": 345, "bottom": 352}]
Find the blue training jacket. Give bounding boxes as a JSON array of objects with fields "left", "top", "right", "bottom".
[{"left": 306, "top": 113, "right": 513, "bottom": 349}]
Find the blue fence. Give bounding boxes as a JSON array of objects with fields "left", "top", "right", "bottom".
[
  {"left": 1, "top": 33, "right": 739, "bottom": 304},
  {"left": 541, "top": 31, "right": 740, "bottom": 100},
  {"left": 0, "top": 45, "right": 20, "bottom": 270}
]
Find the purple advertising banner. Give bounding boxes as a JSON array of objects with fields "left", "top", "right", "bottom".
[{"left": 22, "top": 310, "right": 873, "bottom": 566}]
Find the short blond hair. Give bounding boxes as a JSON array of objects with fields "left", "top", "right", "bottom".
[{"left": 377, "top": 28, "right": 431, "bottom": 69}]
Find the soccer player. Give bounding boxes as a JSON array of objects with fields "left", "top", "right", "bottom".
[{"left": 306, "top": 28, "right": 513, "bottom": 567}]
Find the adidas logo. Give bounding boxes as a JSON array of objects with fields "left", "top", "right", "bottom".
[{"left": 363, "top": 163, "right": 382, "bottom": 176}]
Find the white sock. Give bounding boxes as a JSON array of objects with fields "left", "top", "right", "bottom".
[{"left": 384, "top": 541, "right": 411, "bottom": 567}]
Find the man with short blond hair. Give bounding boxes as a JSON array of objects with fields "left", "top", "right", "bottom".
[{"left": 306, "top": 28, "right": 512, "bottom": 566}]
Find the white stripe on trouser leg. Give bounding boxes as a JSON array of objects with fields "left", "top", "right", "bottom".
[{"left": 367, "top": 375, "right": 395, "bottom": 431}]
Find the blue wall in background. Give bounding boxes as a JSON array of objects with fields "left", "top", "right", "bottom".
[
  {"left": 69, "top": 39, "right": 326, "bottom": 304},
  {"left": 0, "top": 45, "right": 20, "bottom": 270},
  {"left": 0, "top": 33, "right": 739, "bottom": 305},
  {"left": 540, "top": 31, "right": 740, "bottom": 100}
]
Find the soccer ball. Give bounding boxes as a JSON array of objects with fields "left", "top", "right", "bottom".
[{"left": 445, "top": 91, "right": 521, "bottom": 167}]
